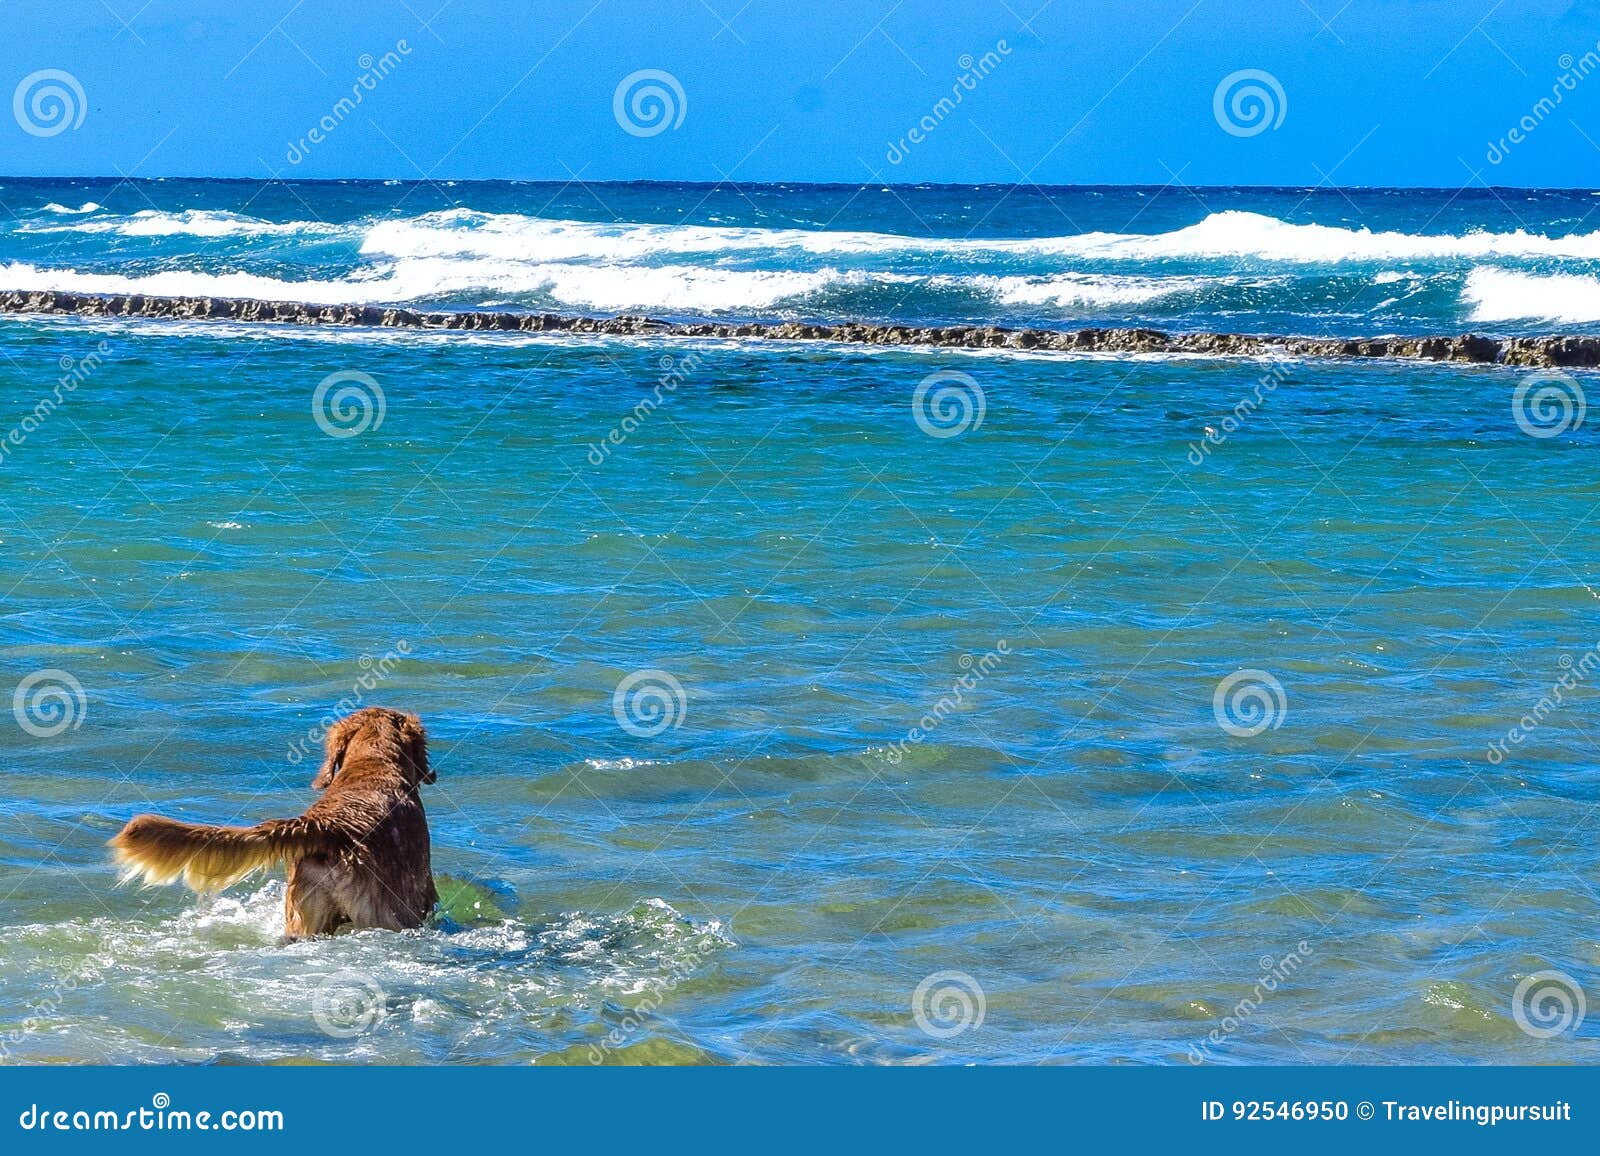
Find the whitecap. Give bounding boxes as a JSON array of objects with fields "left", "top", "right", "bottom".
[
  {"left": 16, "top": 206, "right": 1600, "bottom": 266},
  {"left": 1463, "top": 266, "right": 1600, "bottom": 323},
  {"left": 0, "top": 259, "right": 1243, "bottom": 316},
  {"left": 974, "top": 271, "right": 1220, "bottom": 307},
  {"left": 358, "top": 208, "right": 1600, "bottom": 264},
  {"left": 20, "top": 209, "right": 346, "bottom": 238},
  {"left": 0, "top": 258, "right": 870, "bottom": 311}
]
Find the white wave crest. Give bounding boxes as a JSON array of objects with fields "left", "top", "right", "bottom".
[
  {"left": 1054, "top": 212, "right": 1600, "bottom": 263},
  {"left": 360, "top": 209, "right": 945, "bottom": 262},
  {"left": 359, "top": 208, "right": 1600, "bottom": 264},
  {"left": 40, "top": 201, "right": 102, "bottom": 215},
  {"left": 20, "top": 209, "right": 347, "bottom": 238},
  {"left": 979, "top": 272, "right": 1219, "bottom": 307},
  {"left": 0, "top": 260, "right": 1248, "bottom": 314},
  {"left": 23, "top": 206, "right": 1600, "bottom": 271},
  {"left": 0, "top": 259, "right": 881, "bottom": 311},
  {"left": 0, "top": 261, "right": 384, "bottom": 302},
  {"left": 1463, "top": 266, "right": 1600, "bottom": 323}
]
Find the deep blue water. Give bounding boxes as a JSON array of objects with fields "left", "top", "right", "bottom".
[{"left": 0, "top": 181, "right": 1597, "bottom": 1065}]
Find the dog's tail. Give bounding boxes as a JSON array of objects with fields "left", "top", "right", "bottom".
[{"left": 109, "top": 814, "right": 338, "bottom": 893}]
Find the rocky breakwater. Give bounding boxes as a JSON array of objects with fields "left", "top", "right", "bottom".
[{"left": 1, "top": 289, "right": 1597, "bottom": 368}]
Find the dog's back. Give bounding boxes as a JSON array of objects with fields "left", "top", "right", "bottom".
[
  {"left": 111, "top": 708, "right": 438, "bottom": 938},
  {"left": 283, "top": 762, "right": 437, "bottom": 936}
]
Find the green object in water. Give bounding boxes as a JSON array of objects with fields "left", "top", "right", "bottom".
[{"left": 433, "top": 875, "right": 512, "bottom": 926}]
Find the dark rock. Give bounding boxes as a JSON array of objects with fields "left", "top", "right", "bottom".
[{"left": 0, "top": 289, "right": 1595, "bottom": 369}]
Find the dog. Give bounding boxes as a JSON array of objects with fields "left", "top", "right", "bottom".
[{"left": 110, "top": 707, "right": 438, "bottom": 938}]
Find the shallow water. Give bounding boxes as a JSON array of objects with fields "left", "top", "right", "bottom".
[{"left": 2, "top": 182, "right": 1599, "bottom": 1065}]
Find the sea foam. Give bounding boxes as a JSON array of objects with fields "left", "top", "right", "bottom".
[
  {"left": 1463, "top": 266, "right": 1600, "bottom": 323},
  {"left": 11, "top": 207, "right": 1600, "bottom": 325},
  {"left": 21, "top": 208, "right": 346, "bottom": 238},
  {"left": 360, "top": 208, "right": 1600, "bottom": 263},
  {"left": 29, "top": 206, "right": 1600, "bottom": 264},
  {"left": 0, "top": 260, "right": 1243, "bottom": 314}
]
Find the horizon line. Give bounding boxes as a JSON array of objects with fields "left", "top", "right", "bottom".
[{"left": 0, "top": 175, "right": 1597, "bottom": 194}]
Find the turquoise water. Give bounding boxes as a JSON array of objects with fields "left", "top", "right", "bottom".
[{"left": 1, "top": 181, "right": 1598, "bottom": 1064}]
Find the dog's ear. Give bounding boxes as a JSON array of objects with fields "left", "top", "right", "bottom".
[
  {"left": 312, "top": 716, "right": 354, "bottom": 790},
  {"left": 401, "top": 712, "right": 434, "bottom": 786}
]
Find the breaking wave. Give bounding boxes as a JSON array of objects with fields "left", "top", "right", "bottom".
[
  {"left": 359, "top": 208, "right": 1600, "bottom": 264},
  {"left": 0, "top": 260, "right": 1232, "bottom": 315},
  {"left": 21, "top": 208, "right": 345, "bottom": 238},
  {"left": 1464, "top": 266, "right": 1600, "bottom": 324},
  {"left": 20, "top": 205, "right": 1600, "bottom": 263},
  {"left": 9, "top": 205, "right": 1600, "bottom": 328}
]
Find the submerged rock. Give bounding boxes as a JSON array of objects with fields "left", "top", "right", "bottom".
[{"left": 2, "top": 289, "right": 1597, "bottom": 368}]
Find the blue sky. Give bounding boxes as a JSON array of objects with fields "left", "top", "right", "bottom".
[{"left": 1, "top": 0, "right": 1597, "bottom": 186}]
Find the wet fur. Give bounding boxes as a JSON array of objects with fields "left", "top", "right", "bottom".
[{"left": 109, "top": 708, "right": 438, "bottom": 938}]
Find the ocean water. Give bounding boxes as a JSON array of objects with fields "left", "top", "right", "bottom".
[
  {"left": 1, "top": 180, "right": 1598, "bottom": 1065},
  {"left": 4, "top": 179, "right": 1600, "bottom": 332}
]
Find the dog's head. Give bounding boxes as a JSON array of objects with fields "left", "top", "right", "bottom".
[{"left": 312, "top": 707, "right": 435, "bottom": 791}]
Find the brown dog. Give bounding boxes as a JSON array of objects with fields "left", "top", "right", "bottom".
[{"left": 110, "top": 707, "right": 438, "bottom": 938}]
